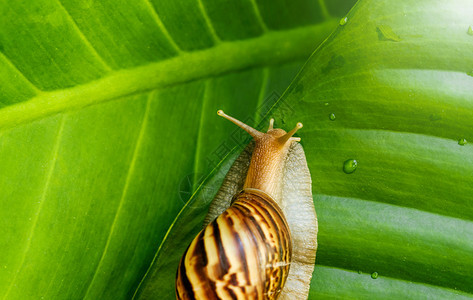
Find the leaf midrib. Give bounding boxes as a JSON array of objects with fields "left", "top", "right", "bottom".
[{"left": 0, "top": 21, "right": 337, "bottom": 132}]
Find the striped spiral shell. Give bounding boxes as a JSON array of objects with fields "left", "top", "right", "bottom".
[{"left": 176, "top": 189, "right": 292, "bottom": 299}]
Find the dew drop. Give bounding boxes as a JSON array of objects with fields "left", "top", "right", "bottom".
[
  {"left": 468, "top": 26, "right": 473, "bottom": 36},
  {"left": 329, "top": 113, "right": 336, "bottom": 121},
  {"left": 324, "top": 102, "right": 329, "bottom": 106},
  {"left": 458, "top": 138, "right": 467, "bottom": 146},
  {"left": 343, "top": 159, "right": 357, "bottom": 174},
  {"left": 377, "top": 25, "right": 401, "bottom": 42},
  {"left": 371, "top": 272, "right": 379, "bottom": 279},
  {"left": 339, "top": 17, "right": 348, "bottom": 26}
]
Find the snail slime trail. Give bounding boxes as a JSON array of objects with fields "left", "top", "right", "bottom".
[{"left": 176, "top": 110, "right": 318, "bottom": 300}]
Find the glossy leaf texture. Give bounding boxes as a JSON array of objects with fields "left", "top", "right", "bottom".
[
  {"left": 0, "top": 0, "right": 356, "bottom": 299},
  {"left": 137, "top": 0, "right": 473, "bottom": 299}
]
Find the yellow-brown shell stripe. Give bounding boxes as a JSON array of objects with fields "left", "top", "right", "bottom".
[{"left": 176, "top": 191, "right": 292, "bottom": 300}]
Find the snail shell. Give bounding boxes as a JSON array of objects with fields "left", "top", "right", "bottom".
[
  {"left": 176, "top": 111, "right": 317, "bottom": 299},
  {"left": 176, "top": 189, "right": 291, "bottom": 299}
]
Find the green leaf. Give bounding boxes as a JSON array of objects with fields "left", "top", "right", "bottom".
[
  {"left": 138, "top": 0, "right": 473, "bottom": 298},
  {"left": 0, "top": 0, "right": 356, "bottom": 299}
]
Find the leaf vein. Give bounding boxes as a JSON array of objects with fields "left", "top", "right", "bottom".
[
  {"left": 191, "top": 80, "right": 210, "bottom": 191},
  {"left": 196, "top": 0, "right": 221, "bottom": 43},
  {"left": 249, "top": 0, "right": 269, "bottom": 32},
  {"left": 6, "top": 2, "right": 69, "bottom": 82},
  {"left": 318, "top": 0, "right": 332, "bottom": 20},
  {"left": 82, "top": 93, "right": 153, "bottom": 299},
  {"left": 56, "top": 0, "right": 112, "bottom": 71},
  {"left": 0, "top": 52, "right": 42, "bottom": 95},
  {"left": 2, "top": 114, "right": 66, "bottom": 300},
  {"left": 142, "top": 0, "right": 183, "bottom": 53},
  {"left": 254, "top": 67, "right": 269, "bottom": 125}
]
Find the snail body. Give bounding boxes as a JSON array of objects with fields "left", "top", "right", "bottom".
[{"left": 176, "top": 111, "right": 317, "bottom": 299}]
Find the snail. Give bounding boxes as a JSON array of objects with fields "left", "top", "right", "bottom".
[{"left": 176, "top": 110, "right": 317, "bottom": 299}]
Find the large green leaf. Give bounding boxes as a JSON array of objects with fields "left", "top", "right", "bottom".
[
  {"left": 136, "top": 0, "right": 473, "bottom": 298},
  {"left": 0, "top": 0, "right": 356, "bottom": 299}
]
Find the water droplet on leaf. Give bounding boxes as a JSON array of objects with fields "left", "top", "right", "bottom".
[
  {"left": 340, "top": 17, "right": 348, "bottom": 26},
  {"left": 371, "top": 272, "right": 379, "bottom": 279},
  {"left": 329, "top": 113, "right": 336, "bottom": 121},
  {"left": 458, "top": 138, "right": 467, "bottom": 146},
  {"left": 377, "top": 25, "right": 401, "bottom": 42},
  {"left": 343, "top": 159, "right": 357, "bottom": 174}
]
